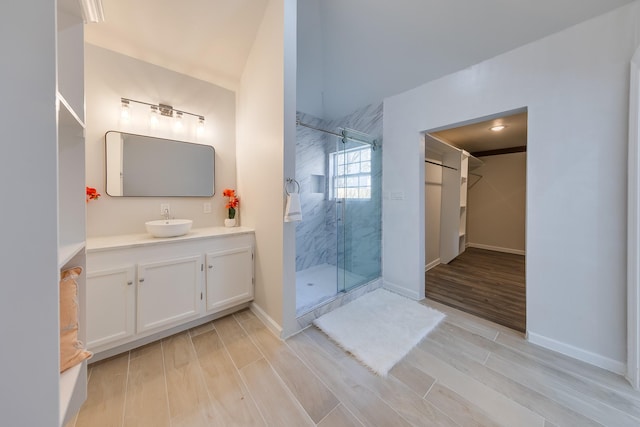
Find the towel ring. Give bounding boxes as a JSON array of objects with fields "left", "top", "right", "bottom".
[{"left": 285, "top": 178, "right": 300, "bottom": 195}]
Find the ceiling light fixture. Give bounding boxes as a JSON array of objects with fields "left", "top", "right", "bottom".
[{"left": 490, "top": 125, "right": 506, "bottom": 132}]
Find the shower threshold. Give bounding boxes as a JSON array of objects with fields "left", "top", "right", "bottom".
[{"left": 295, "top": 263, "right": 369, "bottom": 316}]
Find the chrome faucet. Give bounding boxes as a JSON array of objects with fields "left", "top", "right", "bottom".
[{"left": 162, "top": 208, "right": 170, "bottom": 220}]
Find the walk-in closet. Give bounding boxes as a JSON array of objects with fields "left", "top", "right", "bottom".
[{"left": 424, "top": 111, "right": 527, "bottom": 332}]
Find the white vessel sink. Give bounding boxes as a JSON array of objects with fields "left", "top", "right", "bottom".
[{"left": 145, "top": 219, "right": 193, "bottom": 238}]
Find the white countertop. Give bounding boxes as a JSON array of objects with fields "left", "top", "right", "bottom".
[{"left": 87, "top": 226, "right": 255, "bottom": 252}]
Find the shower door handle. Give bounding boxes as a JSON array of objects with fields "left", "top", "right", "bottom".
[{"left": 336, "top": 199, "right": 344, "bottom": 222}]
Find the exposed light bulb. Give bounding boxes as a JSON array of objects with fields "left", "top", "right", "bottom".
[
  {"left": 174, "top": 111, "right": 183, "bottom": 132},
  {"left": 120, "top": 99, "right": 130, "bottom": 120},
  {"left": 149, "top": 105, "right": 159, "bottom": 127},
  {"left": 490, "top": 125, "right": 506, "bottom": 132},
  {"left": 197, "top": 116, "right": 205, "bottom": 135}
]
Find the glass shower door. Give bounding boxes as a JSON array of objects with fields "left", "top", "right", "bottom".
[{"left": 334, "top": 130, "right": 382, "bottom": 293}]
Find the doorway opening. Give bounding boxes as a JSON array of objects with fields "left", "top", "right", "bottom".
[{"left": 424, "top": 109, "right": 527, "bottom": 333}]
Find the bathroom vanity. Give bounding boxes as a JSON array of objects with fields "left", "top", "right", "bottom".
[{"left": 86, "top": 227, "right": 254, "bottom": 360}]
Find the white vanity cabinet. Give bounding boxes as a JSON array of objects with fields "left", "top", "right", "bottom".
[
  {"left": 137, "top": 255, "right": 202, "bottom": 333},
  {"left": 86, "top": 266, "right": 136, "bottom": 349},
  {"left": 206, "top": 246, "right": 254, "bottom": 312},
  {"left": 86, "top": 227, "right": 254, "bottom": 357}
]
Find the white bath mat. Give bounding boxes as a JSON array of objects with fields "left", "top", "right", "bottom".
[{"left": 313, "top": 288, "right": 445, "bottom": 376}]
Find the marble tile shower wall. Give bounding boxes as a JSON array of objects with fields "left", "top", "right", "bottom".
[
  {"left": 295, "top": 104, "right": 383, "bottom": 281},
  {"left": 295, "top": 112, "right": 334, "bottom": 271}
]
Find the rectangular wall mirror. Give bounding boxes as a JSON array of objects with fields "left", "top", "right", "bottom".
[{"left": 105, "top": 131, "right": 215, "bottom": 197}]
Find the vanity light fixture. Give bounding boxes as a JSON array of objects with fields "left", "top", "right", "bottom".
[
  {"left": 120, "top": 99, "right": 130, "bottom": 120},
  {"left": 490, "top": 124, "right": 506, "bottom": 132},
  {"left": 174, "top": 111, "right": 184, "bottom": 132},
  {"left": 149, "top": 105, "right": 159, "bottom": 127},
  {"left": 120, "top": 97, "right": 205, "bottom": 132},
  {"left": 158, "top": 104, "right": 174, "bottom": 117},
  {"left": 197, "top": 116, "right": 205, "bottom": 135}
]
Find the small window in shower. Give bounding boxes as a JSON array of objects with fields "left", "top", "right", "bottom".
[{"left": 330, "top": 145, "right": 372, "bottom": 199}]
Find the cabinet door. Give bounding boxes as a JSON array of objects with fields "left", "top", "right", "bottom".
[
  {"left": 137, "top": 255, "right": 202, "bottom": 333},
  {"left": 86, "top": 266, "right": 136, "bottom": 350},
  {"left": 206, "top": 247, "right": 254, "bottom": 313}
]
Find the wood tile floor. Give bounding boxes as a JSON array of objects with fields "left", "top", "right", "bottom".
[
  {"left": 426, "top": 248, "right": 526, "bottom": 332},
  {"left": 66, "top": 300, "right": 640, "bottom": 427}
]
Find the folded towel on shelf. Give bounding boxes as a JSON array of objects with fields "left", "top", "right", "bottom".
[{"left": 284, "top": 193, "right": 302, "bottom": 222}]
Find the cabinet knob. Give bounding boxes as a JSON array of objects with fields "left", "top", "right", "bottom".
[
  {"left": 139, "top": 278, "right": 145, "bottom": 283},
  {"left": 208, "top": 265, "right": 213, "bottom": 269},
  {"left": 127, "top": 281, "right": 133, "bottom": 286}
]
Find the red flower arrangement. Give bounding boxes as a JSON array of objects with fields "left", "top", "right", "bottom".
[
  {"left": 86, "top": 186, "right": 101, "bottom": 202},
  {"left": 223, "top": 188, "right": 239, "bottom": 219}
]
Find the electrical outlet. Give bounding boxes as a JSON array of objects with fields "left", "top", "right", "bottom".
[
  {"left": 160, "top": 203, "right": 170, "bottom": 216},
  {"left": 203, "top": 202, "right": 212, "bottom": 213}
]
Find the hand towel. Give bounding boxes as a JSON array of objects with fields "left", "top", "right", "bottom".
[{"left": 284, "top": 193, "right": 302, "bottom": 222}]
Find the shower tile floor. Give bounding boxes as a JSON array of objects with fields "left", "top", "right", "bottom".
[{"left": 296, "top": 263, "right": 366, "bottom": 315}]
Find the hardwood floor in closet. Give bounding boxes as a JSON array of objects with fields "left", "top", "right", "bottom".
[{"left": 426, "top": 247, "right": 526, "bottom": 332}]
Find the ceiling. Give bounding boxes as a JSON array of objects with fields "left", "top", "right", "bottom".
[
  {"left": 86, "top": 0, "right": 635, "bottom": 117},
  {"left": 430, "top": 112, "right": 528, "bottom": 154},
  {"left": 85, "top": 0, "right": 269, "bottom": 90}
]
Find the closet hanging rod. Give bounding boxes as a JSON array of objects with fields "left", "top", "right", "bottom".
[
  {"left": 296, "top": 119, "right": 376, "bottom": 146},
  {"left": 425, "top": 159, "right": 458, "bottom": 171}
]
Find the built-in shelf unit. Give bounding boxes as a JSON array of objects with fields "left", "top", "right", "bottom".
[
  {"left": 58, "top": 1, "right": 88, "bottom": 425},
  {"left": 2, "top": 1, "right": 89, "bottom": 425},
  {"left": 425, "top": 135, "right": 481, "bottom": 264}
]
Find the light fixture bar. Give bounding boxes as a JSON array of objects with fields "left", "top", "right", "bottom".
[
  {"left": 120, "top": 97, "right": 205, "bottom": 121},
  {"left": 158, "top": 104, "right": 174, "bottom": 117}
]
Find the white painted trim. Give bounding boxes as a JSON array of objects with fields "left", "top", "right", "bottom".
[
  {"left": 467, "top": 242, "right": 525, "bottom": 256},
  {"left": 425, "top": 258, "right": 440, "bottom": 272},
  {"left": 627, "top": 45, "right": 640, "bottom": 390},
  {"left": 250, "top": 302, "right": 284, "bottom": 338},
  {"left": 527, "top": 331, "right": 626, "bottom": 375},
  {"left": 383, "top": 280, "right": 421, "bottom": 300}
]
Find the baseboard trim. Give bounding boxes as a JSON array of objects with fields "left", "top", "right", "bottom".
[
  {"left": 250, "top": 302, "right": 283, "bottom": 338},
  {"left": 527, "top": 331, "right": 626, "bottom": 375},
  {"left": 383, "top": 280, "right": 421, "bottom": 300},
  {"left": 425, "top": 258, "right": 441, "bottom": 272},
  {"left": 467, "top": 243, "right": 525, "bottom": 256}
]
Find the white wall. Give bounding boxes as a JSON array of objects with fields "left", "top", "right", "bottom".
[
  {"left": 85, "top": 44, "right": 237, "bottom": 237},
  {"left": 297, "top": 0, "right": 324, "bottom": 117},
  {"left": 383, "top": 2, "right": 640, "bottom": 372},
  {"left": 467, "top": 153, "right": 526, "bottom": 254},
  {"left": 237, "top": 0, "right": 298, "bottom": 336},
  {"left": 425, "top": 160, "right": 442, "bottom": 268}
]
